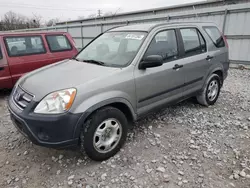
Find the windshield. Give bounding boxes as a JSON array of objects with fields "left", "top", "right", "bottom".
[{"left": 75, "top": 31, "right": 146, "bottom": 67}]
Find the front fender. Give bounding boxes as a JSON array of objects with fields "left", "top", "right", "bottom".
[{"left": 71, "top": 91, "right": 136, "bottom": 139}]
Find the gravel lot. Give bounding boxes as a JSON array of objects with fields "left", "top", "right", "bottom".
[{"left": 0, "top": 69, "right": 250, "bottom": 188}]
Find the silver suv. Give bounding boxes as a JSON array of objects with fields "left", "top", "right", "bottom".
[{"left": 8, "top": 22, "right": 229, "bottom": 161}]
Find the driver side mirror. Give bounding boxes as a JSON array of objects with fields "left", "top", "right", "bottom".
[{"left": 139, "top": 55, "right": 163, "bottom": 70}]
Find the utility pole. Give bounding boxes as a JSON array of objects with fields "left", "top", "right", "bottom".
[{"left": 97, "top": 9, "right": 102, "bottom": 17}]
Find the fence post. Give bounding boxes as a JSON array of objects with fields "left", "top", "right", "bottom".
[
  {"left": 81, "top": 26, "right": 84, "bottom": 48},
  {"left": 222, "top": 9, "right": 228, "bottom": 34},
  {"left": 101, "top": 24, "right": 103, "bottom": 33}
]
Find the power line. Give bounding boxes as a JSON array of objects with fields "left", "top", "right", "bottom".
[{"left": 0, "top": 3, "right": 98, "bottom": 12}]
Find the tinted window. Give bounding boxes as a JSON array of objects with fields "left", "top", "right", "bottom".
[
  {"left": 144, "top": 30, "right": 178, "bottom": 61},
  {"left": 180, "top": 28, "right": 206, "bottom": 56},
  {"left": 76, "top": 32, "right": 146, "bottom": 67},
  {"left": 204, "top": 26, "right": 225, "bottom": 48},
  {"left": 5, "top": 36, "right": 45, "bottom": 57},
  {"left": 198, "top": 32, "right": 206, "bottom": 52},
  {"left": 126, "top": 39, "right": 142, "bottom": 52},
  {"left": 0, "top": 45, "right": 2, "bottom": 59},
  {"left": 46, "top": 35, "right": 72, "bottom": 52}
]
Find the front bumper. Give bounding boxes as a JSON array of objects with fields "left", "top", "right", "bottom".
[{"left": 8, "top": 96, "right": 82, "bottom": 149}]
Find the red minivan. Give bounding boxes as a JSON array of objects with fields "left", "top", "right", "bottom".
[{"left": 0, "top": 31, "right": 78, "bottom": 89}]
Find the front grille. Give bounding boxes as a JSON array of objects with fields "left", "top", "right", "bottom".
[{"left": 13, "top": 86, "right": 33, "bottom": 110}]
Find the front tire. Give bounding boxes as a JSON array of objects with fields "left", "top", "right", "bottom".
[
  {"left": 196, "top": 74, "right": 221, "bottom": 106},
  {"left": 81, "top": 107, "right": 128, "bottom": 161}
]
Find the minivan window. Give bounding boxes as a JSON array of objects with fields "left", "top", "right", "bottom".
[
  {"left": 0, "top": 45, "right": 2, "bottom": 59},
  {"left": 144, "top": 30, "right": 178, "bottom": 62},
  {"left": 5, "top": 36, "right": 46, "bottom": 57},
  {"left": 5, "top": 36, "right": 46, "bottom": 56},
  {"left": 76, "top": 32, "right": 146, "bottom": 67},
  {"left": 180, "top": 28, "right": 206, "bottom": 56},
  {"left": 204, "top": 26, "right": 225, "bottom": 48},
  {"left": 46, "top": 35, "right": 72, "bottom": 52}
]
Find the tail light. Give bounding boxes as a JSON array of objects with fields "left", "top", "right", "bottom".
[
  {"left": 223, "top": 35, "right": 229, "bottom": 48},
  {"left": 220, "top": 31, "right": 229, "bottom": 49}
]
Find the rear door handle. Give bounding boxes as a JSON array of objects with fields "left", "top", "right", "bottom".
[
  {"left": 206, "top": 55, "right": 214, "bottom": 61},
  {"left": 0, "top": 67, "right": 4, "bottom": 71},
  {"left": 173, "top": 64, "right": 183, "bottom": 70}
]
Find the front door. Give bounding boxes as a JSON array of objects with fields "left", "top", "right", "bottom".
[{"left": 134, "top": 29, "right": 185, "bottom": 116}]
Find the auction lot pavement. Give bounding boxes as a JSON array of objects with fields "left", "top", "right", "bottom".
[{"left": 0, "top": 69, "right": 250, "bottom": 188}]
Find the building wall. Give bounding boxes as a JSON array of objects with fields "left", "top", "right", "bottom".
[{"left": 12, "top": 0, "right": 250, "bottom": 64}]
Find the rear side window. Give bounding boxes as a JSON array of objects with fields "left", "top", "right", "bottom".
[
  {"left": 180, "top": 28, "right": 206, "bottom": 56},
  {"left": 5, "top": 36, "right": 46, "bottom": 57},
  {"left": 204, "top": 26, "right": 225, "bottom": 48},
  {"left": 46, "top": 35, "right": 72, "bottom": 52}
]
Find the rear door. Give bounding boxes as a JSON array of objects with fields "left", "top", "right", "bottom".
[
  {"left": 203, "top": 26, "right": 229, "bottom": 74},
  {"left": 4, "top": 35, "right": 50, "bottom": 84},
  {"left": 177, "top": 27, "right": 209, "bottom": 96},
  {"left": 45, "top": 34, "right": 78, "bottom": 63},
  {"left": 0, "top": 37, "right": 13, "bottom": 89}
]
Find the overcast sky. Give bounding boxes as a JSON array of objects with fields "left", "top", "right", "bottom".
[{"left": 0, "top": 0, "right": 203, "bottom": 22}]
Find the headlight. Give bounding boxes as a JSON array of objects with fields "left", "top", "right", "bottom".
[{"left": 34, "top": 88, "right": 76, "bottom": 114}]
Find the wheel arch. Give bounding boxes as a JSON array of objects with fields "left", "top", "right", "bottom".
[
  {"left": 73, "top": 98, "right": 137, "bottom": 139},
  {"left": 212, "top": 69, "right": 223, "bottom": 85},
  {"left": 203, "top": 66, "right": 224, "bottom": 89}
]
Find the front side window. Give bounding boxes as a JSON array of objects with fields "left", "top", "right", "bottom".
[
  {"left": 5, "top": 36, "right": 46, "bottom": 57},
  {"left": 46, "top": 35, "right": 72, "bottom": 52},
  {"left": 76, "top": 32, "right": 146, "bottom": 67},
  {"left": 180, "top": 28, "right": 206, "bottom": 56},
  {"left": 144, "top": 30, "right": 178, "bottom": 61}
]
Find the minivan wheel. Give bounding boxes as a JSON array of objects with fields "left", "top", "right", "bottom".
[
  {"left": 196, "top": 74, "right": 221, "bottom": 106},
  {"left": 80, "top": 107, "right": 128, "bottom": 161}
]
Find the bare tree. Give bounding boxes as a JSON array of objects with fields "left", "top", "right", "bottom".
[
  {"left": 0, "top": 11, "right": 42, "bottom": 31},
  {"left": 103, "top": 11, "right": 113, "bottom": 17},
  {"left": 28, "top": 14, "right": 42, "bottom": 28},
  {"left": 77, "top": 16, "right": 85, "bottom": 20},
  {"left": 88, "top": 13, "right": 97, "bottom": 18},
  {"left": 2, "top": 11, "right": 27, "bottom": 30},
  {"left": 46, "top": 18, "right": 60, "bottom": 27}
]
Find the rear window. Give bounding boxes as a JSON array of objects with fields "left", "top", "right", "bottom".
[
  {"left": 5, "top": 36, "right": 46, "bottom": 57},
  {"left": 46, "top": 35, "right": 72, "bottom": 52},
  {"left": 203, "top": 26, "right": 225, "bottom": 48}
]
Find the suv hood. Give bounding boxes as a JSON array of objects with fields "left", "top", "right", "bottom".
[{"left": 20, "top": 59, "right": 120, "bottom": 101}]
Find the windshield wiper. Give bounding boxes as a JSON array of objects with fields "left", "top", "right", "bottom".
[
  {"left": 71, "top": 57, "right": 79, "bottom": 61},
  {"left": 83, "top": 59, "right": 105, "bottom": 66}
]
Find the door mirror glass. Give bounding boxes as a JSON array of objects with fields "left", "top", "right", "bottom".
[{"left": 139, "top": 55, "right": 163, "bottom": 69}]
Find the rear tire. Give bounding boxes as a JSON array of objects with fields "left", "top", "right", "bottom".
[
  {"left": 196, "top": 74, "right": 221, "bottom": 106},
  {"left": 80, "top": 107, "right": 128, "bottom": 161}
]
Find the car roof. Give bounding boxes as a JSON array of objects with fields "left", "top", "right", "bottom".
[
  {"left": 109, "top": 22, "right": 216, "bottom": 32},
  {"left": 0, "top": 31, "right": 68, "bottom": 36}
]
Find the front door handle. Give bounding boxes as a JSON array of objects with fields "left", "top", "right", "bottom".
[
  {"left": 0, "top": 67, "right": 4, "bottom": 71},
  {"left": 206, "top": 55, "right": 214, "bottom": 61},
  {"left": 173, "top": 64, "right": 183, "bottom": 70}
]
